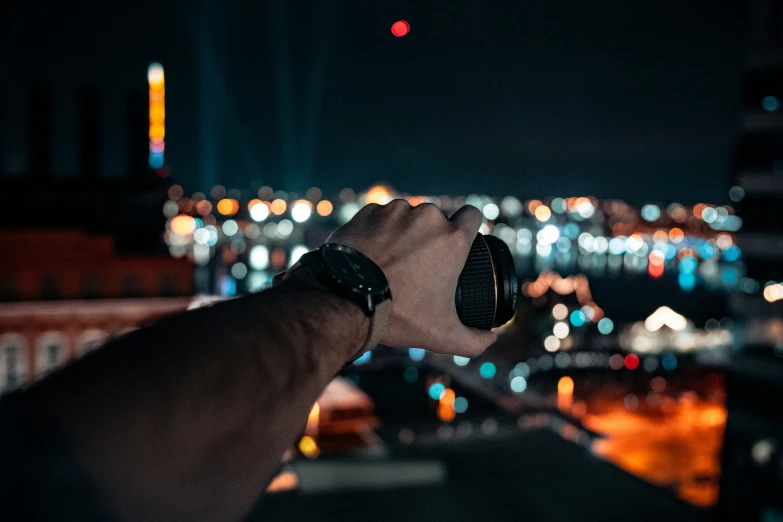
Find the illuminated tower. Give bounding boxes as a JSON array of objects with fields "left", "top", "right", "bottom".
[{"left": 147, "top": 63, "right": 165, "bottom": 170}]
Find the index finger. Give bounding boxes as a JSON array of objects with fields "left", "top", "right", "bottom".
[{"left": 450, "top": 205, "right": 483, "bottom": 245}]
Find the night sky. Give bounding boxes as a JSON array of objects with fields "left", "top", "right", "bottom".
[{"left": 1, "top": 0, "right": 747, "bottom": 203}]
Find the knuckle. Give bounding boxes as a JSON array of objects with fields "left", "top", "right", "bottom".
[
  {"left": 385, "top": 198, "right": 410, "bottom": 211},
  {"left": 415, "top": 202, "right": 445, "bottom": 220}
]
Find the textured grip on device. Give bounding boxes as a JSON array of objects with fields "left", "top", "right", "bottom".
[{"left": 456, "top": 236, "right": 496, "bottom": 330}]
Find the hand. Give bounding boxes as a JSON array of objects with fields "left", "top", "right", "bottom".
[{"left": 328, "top": 200, "right": 497, "bottom": 357}]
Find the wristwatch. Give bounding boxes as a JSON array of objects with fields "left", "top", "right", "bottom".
[{"left": 274, "top": 243, "right": 392, "bottom": 357}]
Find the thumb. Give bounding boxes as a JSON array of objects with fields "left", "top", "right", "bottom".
[{"left": 436, "top": 320, "right": 497, "bottom": 358}]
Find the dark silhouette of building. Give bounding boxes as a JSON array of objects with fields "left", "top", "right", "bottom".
[{"left": 719, "top": 2, "right": 783, "bottom": 520}]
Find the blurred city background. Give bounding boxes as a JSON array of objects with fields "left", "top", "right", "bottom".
[{"left": 1, "top": 0, "right": 782, "bottom": 521}]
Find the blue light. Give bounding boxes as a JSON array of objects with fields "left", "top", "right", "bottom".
[
  {"left": 721, "top": 267, "right": 738, "bottom": 286},
  {"left": 608, "top": 237, "right": 626, "bottom": 255},
  {"left": 453, "top": 397, "right": 468, "bottom": 413},
  {"left": 762, "top": 95, "right": 780, "bottom": 112},
  {"left": 564, "top": 223, "right": 580, "bottom": 239},
  {"left": 479, "top": 362, "right": 496, "bottom": 379},
  {"left": 699, "top": 243, "right": 716, "bottom": 260},
  {"left": 570, "top": 310, "right": 586, "bottom": 327},
  {"left": 149, "top": 153, "right": 164, "bottom": 169},
  {"left": 641, "top": 204, "right": 661, "bottom": 222},
  {"left": 662, "top": 354, "right": 678, "bottom": 371},
  {"left": 408, "top": 348, "right": 426, "bottom": 361},
  {"left": 678, "top": 272, "right": 696, "bottom": 292},
  {"left": 597, "top": 318, "right": 614, "bottom": 335},
  {"left": 403, "top": 366, "right": 419, "bottom": 383},
  {"left": 353, "top": 351, "right": 372, "bottom": 365},
  {"left": 679, "top": 255, "right": 697, "bottom": 274},
  {"left": 428, "top": 382, "right": 446, "bottom": 400},
  {"left": 219, "top": 275, "right": 236, "bottom": 297},
  {"left": 453, "top": 355, "right": 470, "bottom": 366},
  {"left": 513, "top": 362, "right": 530, "bottom": 378},
  {"left": 723, "top": 246, "right": 741, "bottom": 262},
  {"left": 510, "top": 376, "right": 527, "bottom": 393}
]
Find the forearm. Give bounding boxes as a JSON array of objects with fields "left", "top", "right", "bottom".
[{"left": 19, "top": 278, "right": 367, "bottom": 522}]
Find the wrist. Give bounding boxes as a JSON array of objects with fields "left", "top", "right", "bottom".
[{"left": 282, "top": 266, "right": 372, "bottom": 361}]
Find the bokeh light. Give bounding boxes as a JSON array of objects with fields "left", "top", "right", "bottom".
[
  {"left": 317, "top": 200, "right": 333, "bottom": 216},
  {"left": 391, "top": 20, "right": 410, "bottom": 37}
]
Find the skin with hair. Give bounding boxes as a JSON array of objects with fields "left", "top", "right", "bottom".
[{"left": 1, "top": 202, "right": 495, "bottom": 522}]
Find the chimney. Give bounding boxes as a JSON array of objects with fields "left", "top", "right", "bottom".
[
  {"left": 78, "top": 87, "right": 102, "bottom": 181},
  {"left": 27, "top": 85, "right": 52, "bottom": 179},
  {"left": 126, "top": 89, "right": 148, "bottom": 179}
]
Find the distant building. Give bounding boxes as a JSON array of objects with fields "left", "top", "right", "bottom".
[
  {"left": 718, "top": 2, "right": 783, "bottom": 520},
  {"left": 0, "top": 297, "right": 191, "bottom": 392},
  {"left": 732, "top": 0, "right": 783, "bottom": 286},
  {"left": 0, "top": 81, "right": 193, "bottom": 394}
]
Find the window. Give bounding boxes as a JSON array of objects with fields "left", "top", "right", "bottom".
[
  {"left": 0, "top": 333, "right": 29, "bottom": 393},
  {"left": 40, "top": 274, "right": 59, "bottom": 300},
  {"left": 0, "top": 276, "right": 18, "bottom": 301},
  {"left": 81, "top": 274, "right": 102, "bottom": 299},
  {"left": 76, "top": 329, "right": 107, "bottom": 357},
  {"left": 35, "top": 332, "right": 68, "bottom": 378},
  {"left": 159, "top": 274, "right": 179, "bottom": 296},
  {"left": 122, "top": 274, "right": 142, "bottom": 297}
]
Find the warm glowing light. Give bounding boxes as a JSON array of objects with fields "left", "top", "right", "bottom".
[
  {"left": 149, "top": 124, "right": 165, "bottom": 140},
  {"left": 652, "top": 230, "right": 669, "bottom": 243},
  {"left": 649, "top": 250, "right": 665, "bottom": 266},
  {"left": 558, "top": 376, "right": 574, "bottom": 394},
  {"left": 391, "top": 20, "right": 410, "bottom": 37},
  {"left": 271, "top": 248, "right": 287, "bottom": 267},
  {"left": 716, "top": 234, "right": 733, "bottom": 250},
  {"left": 644, "top": 306, "right": 688, "bottom": 332},
  {"left": 648, "top": 263, "right": 664, "bottom": 279},
  {"left": 316, "top": 200, "right": 333, "bottom": 216},
  {"left": 148, "top": 63, "right": 165, "bottom": 169},
  {"left": 147, "top": 63, "right": 164, "bottom": 86},
  {"left": 624, "top": 354, "right": 640, "bottom": 370},
  {"left": 763, "top": 283, "right": 783, "bottom": 303},
  {"left": 170, "top": 214, "right": 196, "bottom": 235},
  {"left": 440, "top": 388, "right": 456, "bottom": 407},
  {"left": 266, "top": 471, "right": 299, "bottom": 493},
  {"left": 298, "top": 436, "right": 319, "bottom": 457},
  {"left": 553, "top": 322, "right": 570, "bottom": 339},
  {"left": 217, "top": 198, "right": 238, "bottom": 216},
  {"left": 438, "top": 403, "right": 456, "bottom": 421},
  {"left": 558, "top": 376, "right": 574, "bottom": 411},
  {"left": 552, "top": 303, "right": 568, "bottom": 320},
  {"left": 365, "top": 185, "right": 394, "bottom": 205},
  {"left": 534, "top": 205, "right": 552, "bottom": 222},
  {"left": 306, "top": 402, "right": 320, "bottom": 437},
  {"left": 528, "top": 200, "right": 543, "bottom": 214},
  {"left": 291, "top": 200, "right": 313, "bottom": 223},
  {"left": 250, "top": 202, "right": 270, "bottom": 222},
  {"left": 271, "top": 199, "right": 287, "bottom": 215},
  {"left": 669, "top": 228, "right": 685, "bottom": 243},
  {"left": 196, "top": 200, "right": 212, "bottom": 216}
]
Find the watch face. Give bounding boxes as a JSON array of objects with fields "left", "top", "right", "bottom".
[{"left": 321, "top": 245, "right": 387, "bottom": 293}]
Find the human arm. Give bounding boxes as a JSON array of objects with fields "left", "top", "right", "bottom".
[{"left": 1, "top": 202, "right": 495, "bottom": 521}]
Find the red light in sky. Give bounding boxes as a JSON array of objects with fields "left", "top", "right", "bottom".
[
  {"left": 624, "top": 354, "right": 640, "bottom": 370},
  {"left": 391, "top": 20, "right": 410, "bottom": 37}
]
